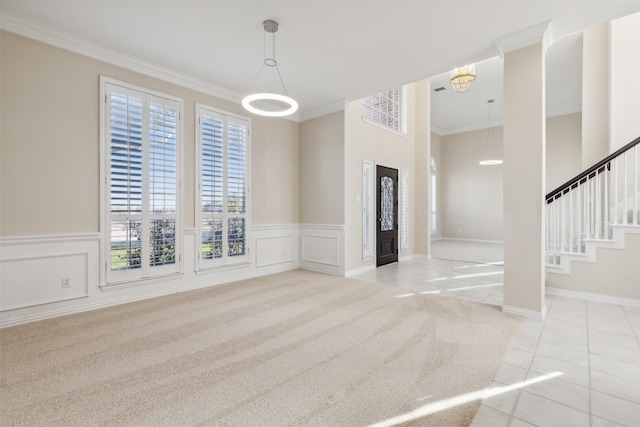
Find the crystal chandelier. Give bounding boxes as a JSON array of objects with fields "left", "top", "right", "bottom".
[{"left": 449, "top": 64, "right": 476, "bottom": 93}]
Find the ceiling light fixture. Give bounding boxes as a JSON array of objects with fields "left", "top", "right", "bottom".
[
  {"left": 449, "top": 63, "right": 476, "bottom": 93},
  {"left": 242, "top": 20, "right": 298, "bottom": 117},
  {"left": 479, "top": 99, "right": 503, "bottom": 166}
]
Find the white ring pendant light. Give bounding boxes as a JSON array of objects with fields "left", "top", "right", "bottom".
[{"left": 242, "top": 20, "right": 298, "bottom": 117}]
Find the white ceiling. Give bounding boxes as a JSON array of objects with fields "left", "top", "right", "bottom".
[{"left": 2, "top": 1, "right": 639, "bottom": 129}]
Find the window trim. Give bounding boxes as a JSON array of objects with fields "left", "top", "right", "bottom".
[
  {"left": 99, "top": 76, "right": 185, "bottom": 287},
  {"left": 362, "top": 160, "right": 374, "bottom": 259},
  {"left": 362, "top": 86, "right": 407, "bottom": 136},
  {"left": 195, "top": 103, "right": 252, "bottom": 272},
  {"left": 400, "top": 168, "right": 409, "bottom": 250},
  {"left": 430, "top": 157, "right": 437, "bottom": 235}
]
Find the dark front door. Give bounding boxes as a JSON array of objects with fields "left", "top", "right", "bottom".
[{"left": 376, "top": 165, "right": 398, "bottom": 267}]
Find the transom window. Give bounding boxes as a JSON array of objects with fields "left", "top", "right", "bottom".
[
  {"left": 101, "top": 77, "right": 182, "bottom": 284},
  {"left": 362, "top": 87, "right": 406, "bottom": 134},
  {"left": 196, "top": 105, "right": 251, "bottom": 269}
]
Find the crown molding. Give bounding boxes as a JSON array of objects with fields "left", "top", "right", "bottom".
[
  {"left": 430, "top": 125, "right": 444, "bottom": 136},
  {"left": 298, "top": 101, "right": 346, "bottom": 122},
  {"left": 0, "top": 11, "right": 303, "bottom": 123},
  {"left": 494, "top": 20, "right": 556, "bottom": 57}
]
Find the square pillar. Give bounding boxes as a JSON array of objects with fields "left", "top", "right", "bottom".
[{"left": 496, "top": 22, "right": 554, "bottom": 319}]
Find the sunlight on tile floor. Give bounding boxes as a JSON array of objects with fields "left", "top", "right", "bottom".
[{"left": 353, "top": 258, "right": 640, "bottom": 427}]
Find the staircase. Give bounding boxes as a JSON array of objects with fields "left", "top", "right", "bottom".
[{"left": 545, "top": 136, "right": 640, "bottom": 275}]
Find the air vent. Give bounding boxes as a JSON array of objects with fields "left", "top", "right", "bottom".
[{"left": 434, "top": 87, "right": 446, "bottom": 92}]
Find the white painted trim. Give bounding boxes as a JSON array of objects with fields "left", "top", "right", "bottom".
[
  {"left": 345, "top": 264, "right": 376, "bottom": 278},
  {"left": 430, "top": 125, "right": 444, "bottom": 136},
  {"left": 546, "top": 287, "right": 640, "bottom": 308},
  {"left": 502, "top": 304, "right": 547, "bottom": 320},
  {"left": 298, "top": 224, "right": 346, "bottom": 232},
  {"left": 439, "top": 237, "right": 504, "bottom": 244},
  {"left": 298, "top": 101, "right": 345, "bottom": 122},
  {"left": 0, "top": 233, "right": 100, "bottom": 245},
  {"left": 99, "top": 272, "right": 187, "bottom": 292},
  {"left": 301, "top": 235, "right": 340, "bottom": 266},
  {"left": 299, "top": 224, "right": 344, "bottom": 276},
  {"left": 0, "top": 12, "right": 302, "bottom": 123},
  {"left": 494, "top": 20, "right": 555, "bottom": 57},
  {"left": 1, "top": 253, "right": 90, "bottom": 311},
  {"left": 0, "top": 263, "right": 292, "bottom": 329},
  {"left": 253, "top": 224, "right": 299, "bottom": 232}
]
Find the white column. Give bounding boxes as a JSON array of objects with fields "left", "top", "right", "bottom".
[
  {"left": 582, "top": 23, "right": 610, "bottom": 168},
  {"left": 496, "top": 22, "right": 554, "bottom": 319},
  {"left": 610, "top": 13, "right": 640, "bottom": 151}
]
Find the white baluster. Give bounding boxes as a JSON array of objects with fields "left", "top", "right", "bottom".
[
  {"left": 593, "top": 171, "right": 602, "bottom": 239},
  {"left": 588, "top": 178, "right": 596, "bottom": 239},
  {"left": 561, "top": 192, "right": 566, "bottom": 251},
  {"left": 614, "top": 157, "right": 619, "bottom": 225},
  {"left": 624, "top": 152, "right": 628, "bottom": 225},
  {"left": 604, "top": 164, "right": 609, "bottom": 239},
  {"left": 577, "top": 181, "right": 582, "bottom": 252},
  {"left": 634, "top": 145, "right": 638, "bottom": 225},
  {"left": 569, "top": 186, "right": 574, "bottom": 252},
  {"left": 583, "top": 180, "right": 589, "bottom": 241}
]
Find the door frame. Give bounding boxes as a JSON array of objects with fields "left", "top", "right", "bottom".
[{"left": 376, "top": 164, "right": 399, "bottom": 267}]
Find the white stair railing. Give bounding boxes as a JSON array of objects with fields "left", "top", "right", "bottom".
[{"left": 546, "top": 137, "right": 640, "bottom": 266}]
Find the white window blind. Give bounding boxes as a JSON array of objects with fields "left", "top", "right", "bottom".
[
  {"left": 197, "top": 105, "right": 250, "bottom": 269},
  {"left": 102, "top": 78, "right": 182, "bottom": 284},
  {"left": 400, "top": 169, "right": 409, "bottom": 250},
  {"left": 362, "top": 160, "right": 374, "bottom": 259},
  {"left": 362, "top": 87, "right": 405, "bottom": 133}
]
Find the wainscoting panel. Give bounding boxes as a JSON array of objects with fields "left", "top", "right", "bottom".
[
  {"left": 0, "top": 234, "right": 98, "bottom": 312},
  {"left": 0, "top": 224, "right": 344, "bottom": 327},
  {"left": 253, "top": 225, "right": 298, "bottom": 269},
  {"left": 299, "top": 224, "right": 344, "bottom": 276}
]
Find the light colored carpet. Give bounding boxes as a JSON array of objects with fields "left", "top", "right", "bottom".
[
  {"left": 0, "top": 270, "right": 522, "bottom": 426},
  {"left": 431, "top": 240, "right": 504, "bottom": 265}
]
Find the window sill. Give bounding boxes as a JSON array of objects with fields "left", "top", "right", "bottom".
[
  {"left": 100, "top": 272, "right": 184, "bottom": 292},
  {"left": 362, "top": 118, "right": 407, "bottom": 138},
  {"left": 195, "top": 261, "right": 252, "bottom": 276}
]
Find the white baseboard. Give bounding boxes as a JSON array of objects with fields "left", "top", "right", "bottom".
[
  {"left": 439, "top": 237, "right": 504, "bottom": 244},
  {"left": 546, "top": 287, "right": 640, "bottom": 308},
  {"left": 345, "top": 264, "right": 376, "bottom": 277},
  {"left": 502, "top": 304, "right": 547, "bottom": 320}
]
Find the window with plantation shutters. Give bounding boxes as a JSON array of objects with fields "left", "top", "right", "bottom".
[
  {"left": 197, "top": 105, "right": 250, "bottom": 269},
  {"left": 102, "top": 78, "right": 182, "bottom": 285},
  {"left": 362, "top": 86, "right": 406, "bottom": 134}
]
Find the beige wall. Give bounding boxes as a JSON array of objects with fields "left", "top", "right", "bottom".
[
  {"left": 581, "top": 22, "right": 610, "bottom": 168},
  {"left": 610, "top": 12, "right": 640, "bottom": 150},
  {"left": 0, "top": 31, "right": 299, "bottom": 236},
  {"left": 298, "top": 112, "right": 345, "bottom": 225},
  {"left": 344, "top": 83, "right": 427, "bottom": 272},
  {"left": 440, "top": 128, "right": 504, "bottom": 241},
  {"left": 547, "top": 233, "right": 640, "bottom": 299},
  {"left": 546, "top": 113, "right": 582, "bottom": 193},
  {"left": 438, "top": 113, "right": 580, "bottom": 241}
]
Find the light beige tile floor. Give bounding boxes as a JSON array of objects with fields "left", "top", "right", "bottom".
[{"left": 353, "top": 257, "right": 640, "bottom": 427}]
